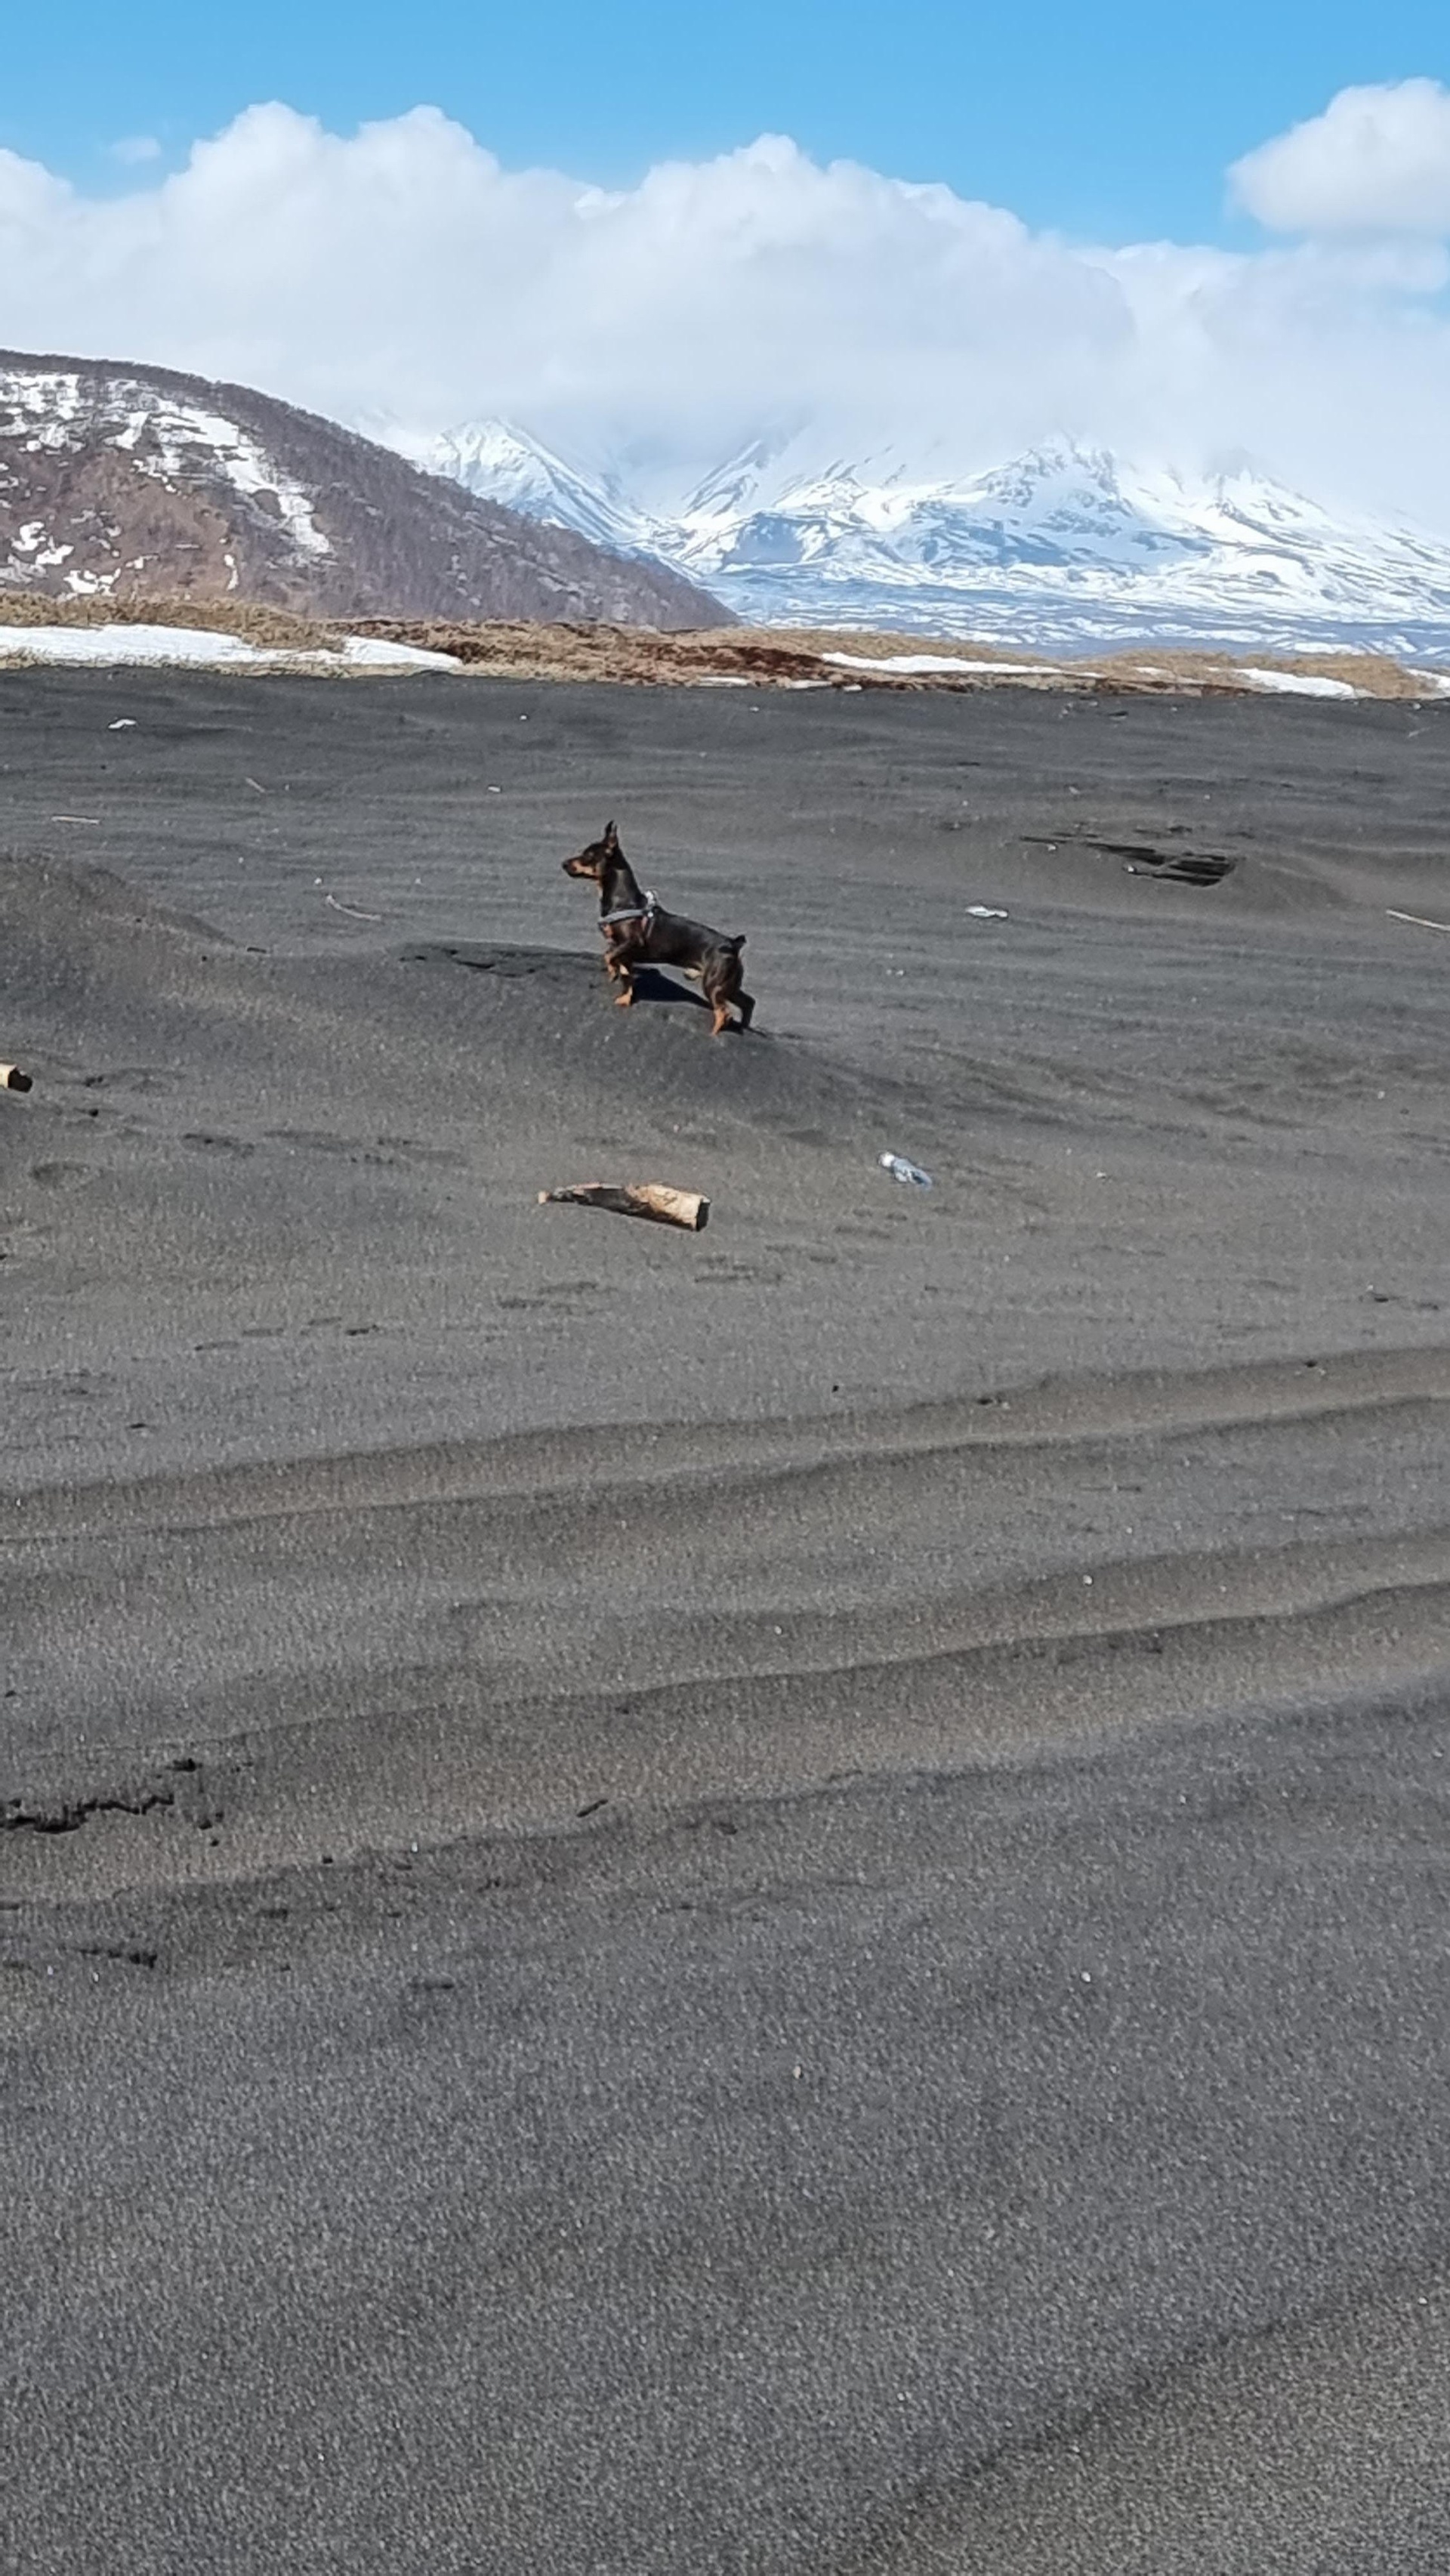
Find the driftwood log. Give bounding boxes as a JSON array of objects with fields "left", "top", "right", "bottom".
[
  {"left": 538, "top": 1181, "right": 710, "bottom": 1233},
  {"left": 1, "top": 1063, "right": 32, "bottom": 1093}
]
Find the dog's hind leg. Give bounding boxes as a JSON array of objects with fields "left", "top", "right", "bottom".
[{"left": 736, "top": 990, "right": 755, "bottom": 1029}]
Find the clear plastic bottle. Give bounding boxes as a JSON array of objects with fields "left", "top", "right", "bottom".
[{"left": 879, "top": 1152, "right": 933, "bottom": 1188}]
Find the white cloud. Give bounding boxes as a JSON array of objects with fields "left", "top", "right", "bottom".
[
  {"left": 110, "top": 137, "right": 163, "bottom": 168},
  {"left": 1231, "top": 79, "right": 1450, "bottom": 236},
  {"left": 0, "top": 100, "right": 1448, "bottom": 530}
]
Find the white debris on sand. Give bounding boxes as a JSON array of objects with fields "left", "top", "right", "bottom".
[
  {"left": 0, "top": 623, "right": 461, "bottom": 672},
  {"left": 1237, "top": 666, "right": 1359, "bottom": 699}
]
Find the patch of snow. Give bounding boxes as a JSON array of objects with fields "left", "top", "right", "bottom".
[
  {"left": 825, "top": 651, "right": 1050, "bottom": 676},
  {"left": 125, "top": 397, "right": 332, "bottom": 560},
  {"left": 0, "top": 622, "right": 459, "bottom": 672},
  {"left": 0, "top": 368, "right": 333, "bottom": 564},
  {"left": 0, "top": 622, "right": 270, "bottom": 666},
  {"left": 1236, "top": 666, "right": 1360, "bottom": 698},
  {"left": 336, "top": 635, "right": 459, "bottom": 669}
]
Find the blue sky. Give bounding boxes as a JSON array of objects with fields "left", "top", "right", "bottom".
[
  {"left": 5, "top": 7, "right": 1450, "bottom": 526},
  {"left": 5, "top": 0, "right": 1450, "bottom": 244}
]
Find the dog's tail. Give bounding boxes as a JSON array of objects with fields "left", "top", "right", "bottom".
[{"left": 728, "top": 933, "right": 746, "bottom": 952}]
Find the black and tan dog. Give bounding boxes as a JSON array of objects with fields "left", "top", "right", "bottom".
[{"left": 563, "top": 822, "right": 754, "bottom": 1036}]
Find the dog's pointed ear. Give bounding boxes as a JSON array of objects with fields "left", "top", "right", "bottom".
[{"left": 603, "top": 820, "right": 618, "bottom": 848}]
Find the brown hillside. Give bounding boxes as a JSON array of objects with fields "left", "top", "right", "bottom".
[{"left": 0, "top": 350, "right": 725, "bottom": 631}]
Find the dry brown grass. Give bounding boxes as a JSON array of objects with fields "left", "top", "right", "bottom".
[
  {"left": 0, "top": 591, "right": 341, "bottom": 652},
  {"left": 0, "top": 591, "right": 1445, "bottom": 700},
  {"left": 346, "top": 617, "right": 838, "bottom": 685},
  {"left": 736, "top": 630, "right": 1448, "bottom": 700},
  {"left": 1089, "top": 646, "right": 1445, "bottom": 701},
  {"left": 720, "top": 625, "right": 1055, "bottom": 666}
]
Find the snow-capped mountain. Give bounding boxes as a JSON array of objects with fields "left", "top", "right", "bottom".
[
  {"left": 399, "top": 422, "right": 661, "bottom": 564},
  {"left": 405, "top": 422, "right": 1450, "bottom": 655},
  {"left": 675, "top": 440, "right": 1450, "bottom": 651}
]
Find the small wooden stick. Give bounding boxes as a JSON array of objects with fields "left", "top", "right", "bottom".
[
  {"left": 538, "top": 1181, "right": 710, "bottom": 1232},
  {"left": 1, "top": 1063, "right": 32, "bottom": 1093}
]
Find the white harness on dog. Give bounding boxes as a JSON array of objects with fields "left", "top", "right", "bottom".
[{"left": 600, "top": 891, "right": 658, "bottom": 933}]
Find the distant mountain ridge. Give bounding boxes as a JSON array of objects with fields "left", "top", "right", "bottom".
[
  {"left": 0, "top": 355, "right": 724, "bottom": 629},
  {"left": 388, "top": 421, "right": 658, "bottom": 566},
  {"left": 405, "top": 422, "right": 1450, "bottom": 655}
]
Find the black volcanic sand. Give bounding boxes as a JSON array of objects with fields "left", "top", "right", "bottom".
[{"left": 4, "top": 669, "right": 1450, "bottom": 2572}]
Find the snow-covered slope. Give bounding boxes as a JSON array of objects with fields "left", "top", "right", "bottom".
[
  {"left": 402, "top": 422, "right": 659, "bottom": 564},
  {"left": 412, "top": 423, "right": 1450, "bottom": 654}
]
